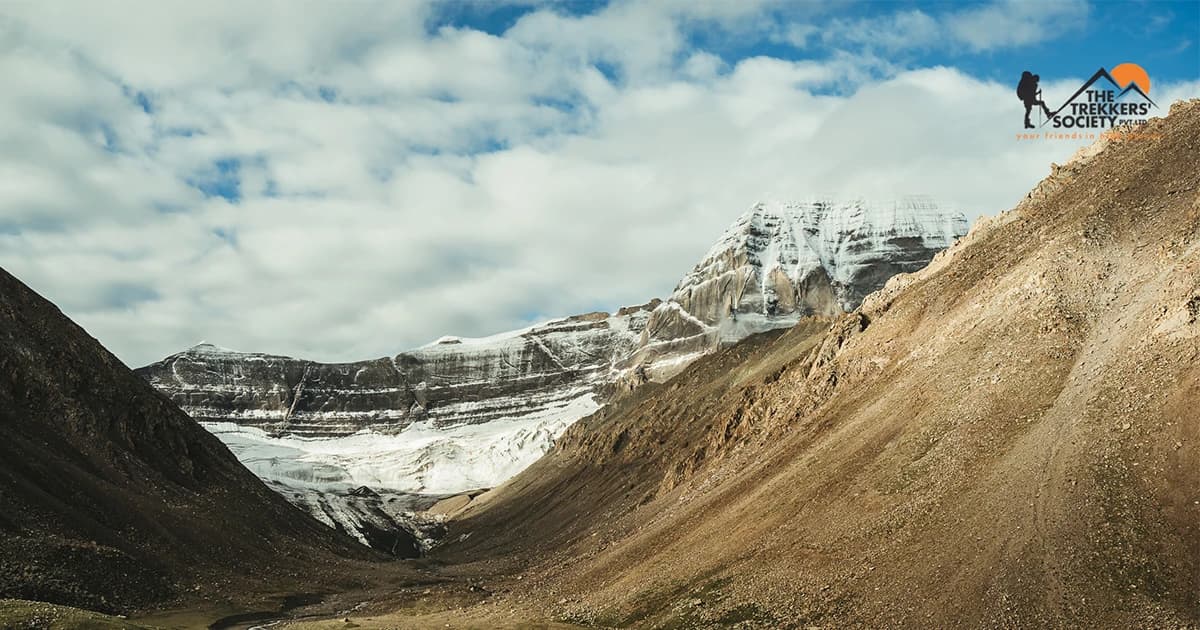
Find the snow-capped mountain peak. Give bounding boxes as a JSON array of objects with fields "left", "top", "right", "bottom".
[
  {"left": 137, "top": 197, "right": 967, "bottom": 553},
  {"left": 673, "top": 197, "right": 967, "bottom": 322},
  {"left": 187, "top": 341, "right": 243, "bottom": 355}
]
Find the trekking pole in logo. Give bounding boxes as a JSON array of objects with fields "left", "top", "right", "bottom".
[{"left": 1036, "top": 87, "right": 1043, "bottom": 126}]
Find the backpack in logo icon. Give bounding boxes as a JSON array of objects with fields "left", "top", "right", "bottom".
[{"left": 1016, "top": 71, "right": 1036, "bottom": 101}]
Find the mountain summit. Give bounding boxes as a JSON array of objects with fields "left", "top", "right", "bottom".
[{"left": 639, "top": 197, "right": 967, "bottom": 356}]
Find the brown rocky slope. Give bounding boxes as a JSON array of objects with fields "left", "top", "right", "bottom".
[
  {"left": 0, "top": 268, "right": 390, "bottom": 615},
  {"left": 435, "top": 101, "right": 1200, "bottom": 627}
]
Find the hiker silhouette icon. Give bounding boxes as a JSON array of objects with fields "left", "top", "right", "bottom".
[{"left": 1017, "top": 71, "right": 1053, "bottom": 128}]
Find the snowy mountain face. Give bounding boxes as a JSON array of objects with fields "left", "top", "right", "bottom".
[
  {"left": 630, "top": 197, "right": 968, "bottom": 378},
  {"left": 140, "top": 306, "right": 657, "bottom": 439},
  {"left": 137, "top": 198, "right": 967, "bottom": 553}
]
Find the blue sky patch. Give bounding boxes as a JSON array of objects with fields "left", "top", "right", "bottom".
[
  {"left": 188, "top": 158, "right": 242, "bottom": 202},
  {"left": 429, "top": 0, "right": 606, "bottom": 36}
]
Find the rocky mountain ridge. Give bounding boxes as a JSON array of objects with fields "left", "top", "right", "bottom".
[
  {"left": 142, "top": 304, "right": 661, "bottom": 439},
  {"left": 635, "top": 196, "right": 968, "bottom": 361}
]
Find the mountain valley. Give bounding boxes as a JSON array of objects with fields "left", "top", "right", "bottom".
[
  {"left": 137, "top": 197, "right": 967, "bottom": 552},
  {"left": 2, "top": 90, "right": 1197, "bottom": 630}
]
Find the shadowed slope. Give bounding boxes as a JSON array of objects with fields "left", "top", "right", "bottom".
[{"left": 0, "top": 268, "right": 381, "bottom": 614}]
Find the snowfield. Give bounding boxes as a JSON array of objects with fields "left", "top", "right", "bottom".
[{"left": 204, "top": 390, "right": 598, "bottom": 495}]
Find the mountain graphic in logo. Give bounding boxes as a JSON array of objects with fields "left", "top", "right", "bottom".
[
  {"left": 1111, "top": 63, "right": 1153, "bottom": 101},
  {"left": 1039, "top": 63, "right": 1156, "bottom": 129},
  {"left": 1115, "top": 80, "right": 1155, "bottom": 106}
]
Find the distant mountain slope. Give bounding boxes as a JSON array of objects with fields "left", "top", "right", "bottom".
[
  {"left": 138, "top": 305, "right": 661, "bottom": 440},
  {"left": 437, "top": 102, "right": 1200, "bottom": 627},
  {"left": 0, "top": 268, "right": 387, "bottom": 614}
]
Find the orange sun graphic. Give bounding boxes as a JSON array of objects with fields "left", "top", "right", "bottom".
[{"left": 1111, "top": 63, "right": 1151, "bottom": 94}]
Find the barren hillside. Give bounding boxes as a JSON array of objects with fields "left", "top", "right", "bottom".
[
  {"left": 0, "top": 268, "right": 392, "bottom": 615},
  {"left": 435, "top": 101, "right": 1200, "bottom": 628}
]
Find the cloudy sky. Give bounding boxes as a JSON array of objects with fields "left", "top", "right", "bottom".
[{"left": 1, "top": 0, "right": 1197, "bottom": 367}]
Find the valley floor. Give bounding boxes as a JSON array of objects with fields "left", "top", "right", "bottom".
[{"left": 83, "top": 570, "right": 583, "bottom": 630}]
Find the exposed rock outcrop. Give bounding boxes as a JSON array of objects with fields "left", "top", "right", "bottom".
[
  {"left": 632, "top": 197, "right": 967, "bottom": 378},
  {"left": 140, "top": 305, "right": 660, "bottom": 439}
]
